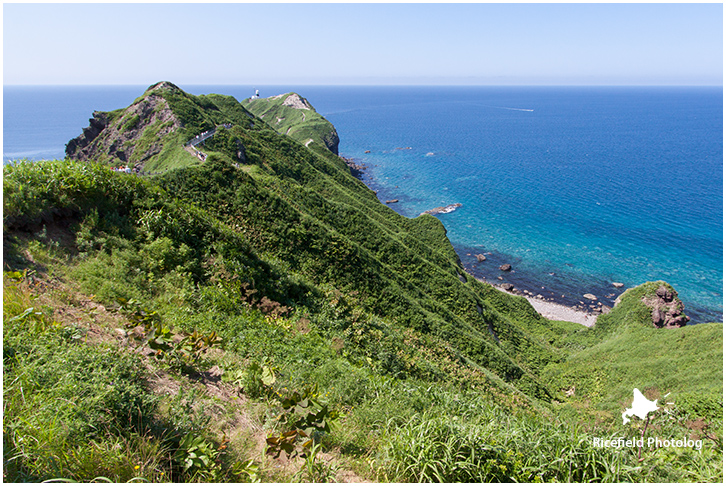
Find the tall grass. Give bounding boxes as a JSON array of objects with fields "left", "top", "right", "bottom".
[
  {"left": 378, "top": 411, "right": 626, "bottom": 482},
  {"left": 372, "top": 385, "right": 721, "bottom": 483}
]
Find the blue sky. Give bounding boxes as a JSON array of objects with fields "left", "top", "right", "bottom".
[{"left": 3, "top": 2, "right": 723, "bottom": 85}]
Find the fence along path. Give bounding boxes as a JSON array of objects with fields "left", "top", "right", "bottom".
[{"left": 184, "top": 124, "right": 233, "bottom": 161}]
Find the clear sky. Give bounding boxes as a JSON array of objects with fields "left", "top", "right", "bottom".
[{"left": 3, "top": 2, "right": 723, "bottom": 86}]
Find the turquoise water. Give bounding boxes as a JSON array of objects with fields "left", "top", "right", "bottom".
[
  {"left": 317, "top": 86, "right": 723, "bottom": 323},
  {"left": 4, "top": 85, "right": 722, "bottom": 322}
]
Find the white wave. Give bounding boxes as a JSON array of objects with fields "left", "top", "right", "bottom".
[{"left": 495, "top": 106, "right": 534, "bottom": 112}]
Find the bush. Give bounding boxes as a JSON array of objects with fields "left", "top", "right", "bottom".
[{"left": 3, "top": 159, "right": 150, "bottom": 227}]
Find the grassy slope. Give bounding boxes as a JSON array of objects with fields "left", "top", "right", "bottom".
[
  {"left": 150, "top": 83, "right": 563, "bottom": 398},
  {"left": 18, "top": 81, "right": 725, "bottom": 409},
  {"left": 542, "top": 281, "right": 723, "bottom": 414},
  {"left": 242, "top": 93, "right": 339, "bottom": 155},
  {"left": 8, "top": 80, "right": 562, "bottom": 396},
  {"left": 5, "top": 162, "right": 721, "bottom": 482},
  {"left": 3, "top": 83, "right": 722, "bottom": 482}
]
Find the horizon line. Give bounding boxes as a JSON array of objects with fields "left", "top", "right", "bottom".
[{"left": 4, "top": 83, "right": 723, "bottom": 88}]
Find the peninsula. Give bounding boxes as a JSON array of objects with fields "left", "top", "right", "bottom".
[{"left": 3, "top": 82, "right": 721, "bottom": 483}]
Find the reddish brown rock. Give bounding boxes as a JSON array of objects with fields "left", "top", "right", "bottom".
[{"left": 642, "top": 285, "right": 690, "bottom": 328}]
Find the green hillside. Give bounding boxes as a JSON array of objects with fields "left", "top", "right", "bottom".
[
  {"left": 243, "top": 92, "right": 340, "bottom": 156},
  {"left": 4, "top": 82, "right": 721, "bottom": 482},
  {"left": 542, "top": 282, "right": 722, "bottom": 415}
]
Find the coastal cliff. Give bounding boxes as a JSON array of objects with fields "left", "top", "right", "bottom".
[
  {"left": 19, "top": 83, "right": 722, "bottom": 403},
  {"left": 34, "top": 83, "right": 561, "bottom": 401},
  {"left": 66, "top": 82, "right": 185, "bottom": 169},
  {"left": 243, "top": 92, "right": 340, "bottom": 155},
  {"left": 4, "top": 82, "right": 721, "bottom": 482}
]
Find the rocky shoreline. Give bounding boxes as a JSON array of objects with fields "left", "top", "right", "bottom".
[
  {"left": 342, "top": 149, "right": 714, "bottom": 325},
  {"left": 482, "top": 276, "right": 598, "bottom": 327},
  {"left": 341, "top": 156, "right": 367, "bottom": 179},
  {"left": 343, "top": 151, "right": 639, "bottom": 327},
  {"left": 343, "top": 151, "right": 605, "bottom": 326}
]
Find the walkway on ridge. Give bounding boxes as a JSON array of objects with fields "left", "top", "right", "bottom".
[{"left": 184, "top": 123, "right": 233, "bottom": 161}]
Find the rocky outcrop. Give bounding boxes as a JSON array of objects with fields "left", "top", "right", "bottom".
[
  {"left": 475, "top": 254, "right": 487, "bottom": 262},
  {"left": 322, "top": 128, "right": 340, "bottom": 155},
  {"left": 282, "top": 93, "right": 312, "bottom": 110},
  {"left": 66, "top": 89, "right": 181, "bottom": 166},
  {"left": 420, "top": 203, "right": 462, "bottom": 216},
  {"left": 499, "top": 263, "right": 512, "bottom": 272},
  {"left": 642, "top": 285, "right": 690, "bottom": 328},
  {"left": 65, "top": 111, "right": 109, "bottom": 158},
  {"left": 236, "top": 140, "right": 247, "bottom": 164},
  {"left": 342, "top": 157, "right": 366, "bottom": 178}
]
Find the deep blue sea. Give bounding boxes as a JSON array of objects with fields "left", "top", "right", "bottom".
[{"left": 4, "top": 85, "right": 723, "bottom": 323}]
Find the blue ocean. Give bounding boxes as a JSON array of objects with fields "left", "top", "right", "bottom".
[{"left": 4, "top": 85, "right": 723, "bottom": 323}]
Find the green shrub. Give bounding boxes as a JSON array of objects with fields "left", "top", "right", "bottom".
[
  {"left": 3, "top": 159, "right": 151, "bottom": 226},
  {"left": 122, "top": 114, "right": 140, "bottom": 132},
  {"left": 676, "top": 391, "right": 723, "bottom": 420}
]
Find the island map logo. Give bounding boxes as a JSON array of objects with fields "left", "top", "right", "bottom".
[{"left": 592, "top": 388, "right": 703, "bottom": 451}]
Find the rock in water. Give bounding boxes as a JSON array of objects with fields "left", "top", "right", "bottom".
[
  {"left": 475, "top": 254, "right": 487, "bottom": 262},
  {"left": 499, "top": 263, "right": 512, "bottom": 272},
  {"left": 420, "top": 203, "right": 462, "bottom": 216},
  {"left": 583, "top": 293, "right": 597, "bottom": 301}
]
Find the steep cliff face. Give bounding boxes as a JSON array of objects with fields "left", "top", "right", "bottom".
[
  {"left": 66, "top": 84, "right": 182, "bottom": 167},
  {"left": 243, "top": 92, "right": 340, "bottom": 155},
  {"left": 64, "top": 111, "right": 109, "bottom": 157},
  {"left": 65, "top": 83, "right": 339, "bottom": 172}
]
